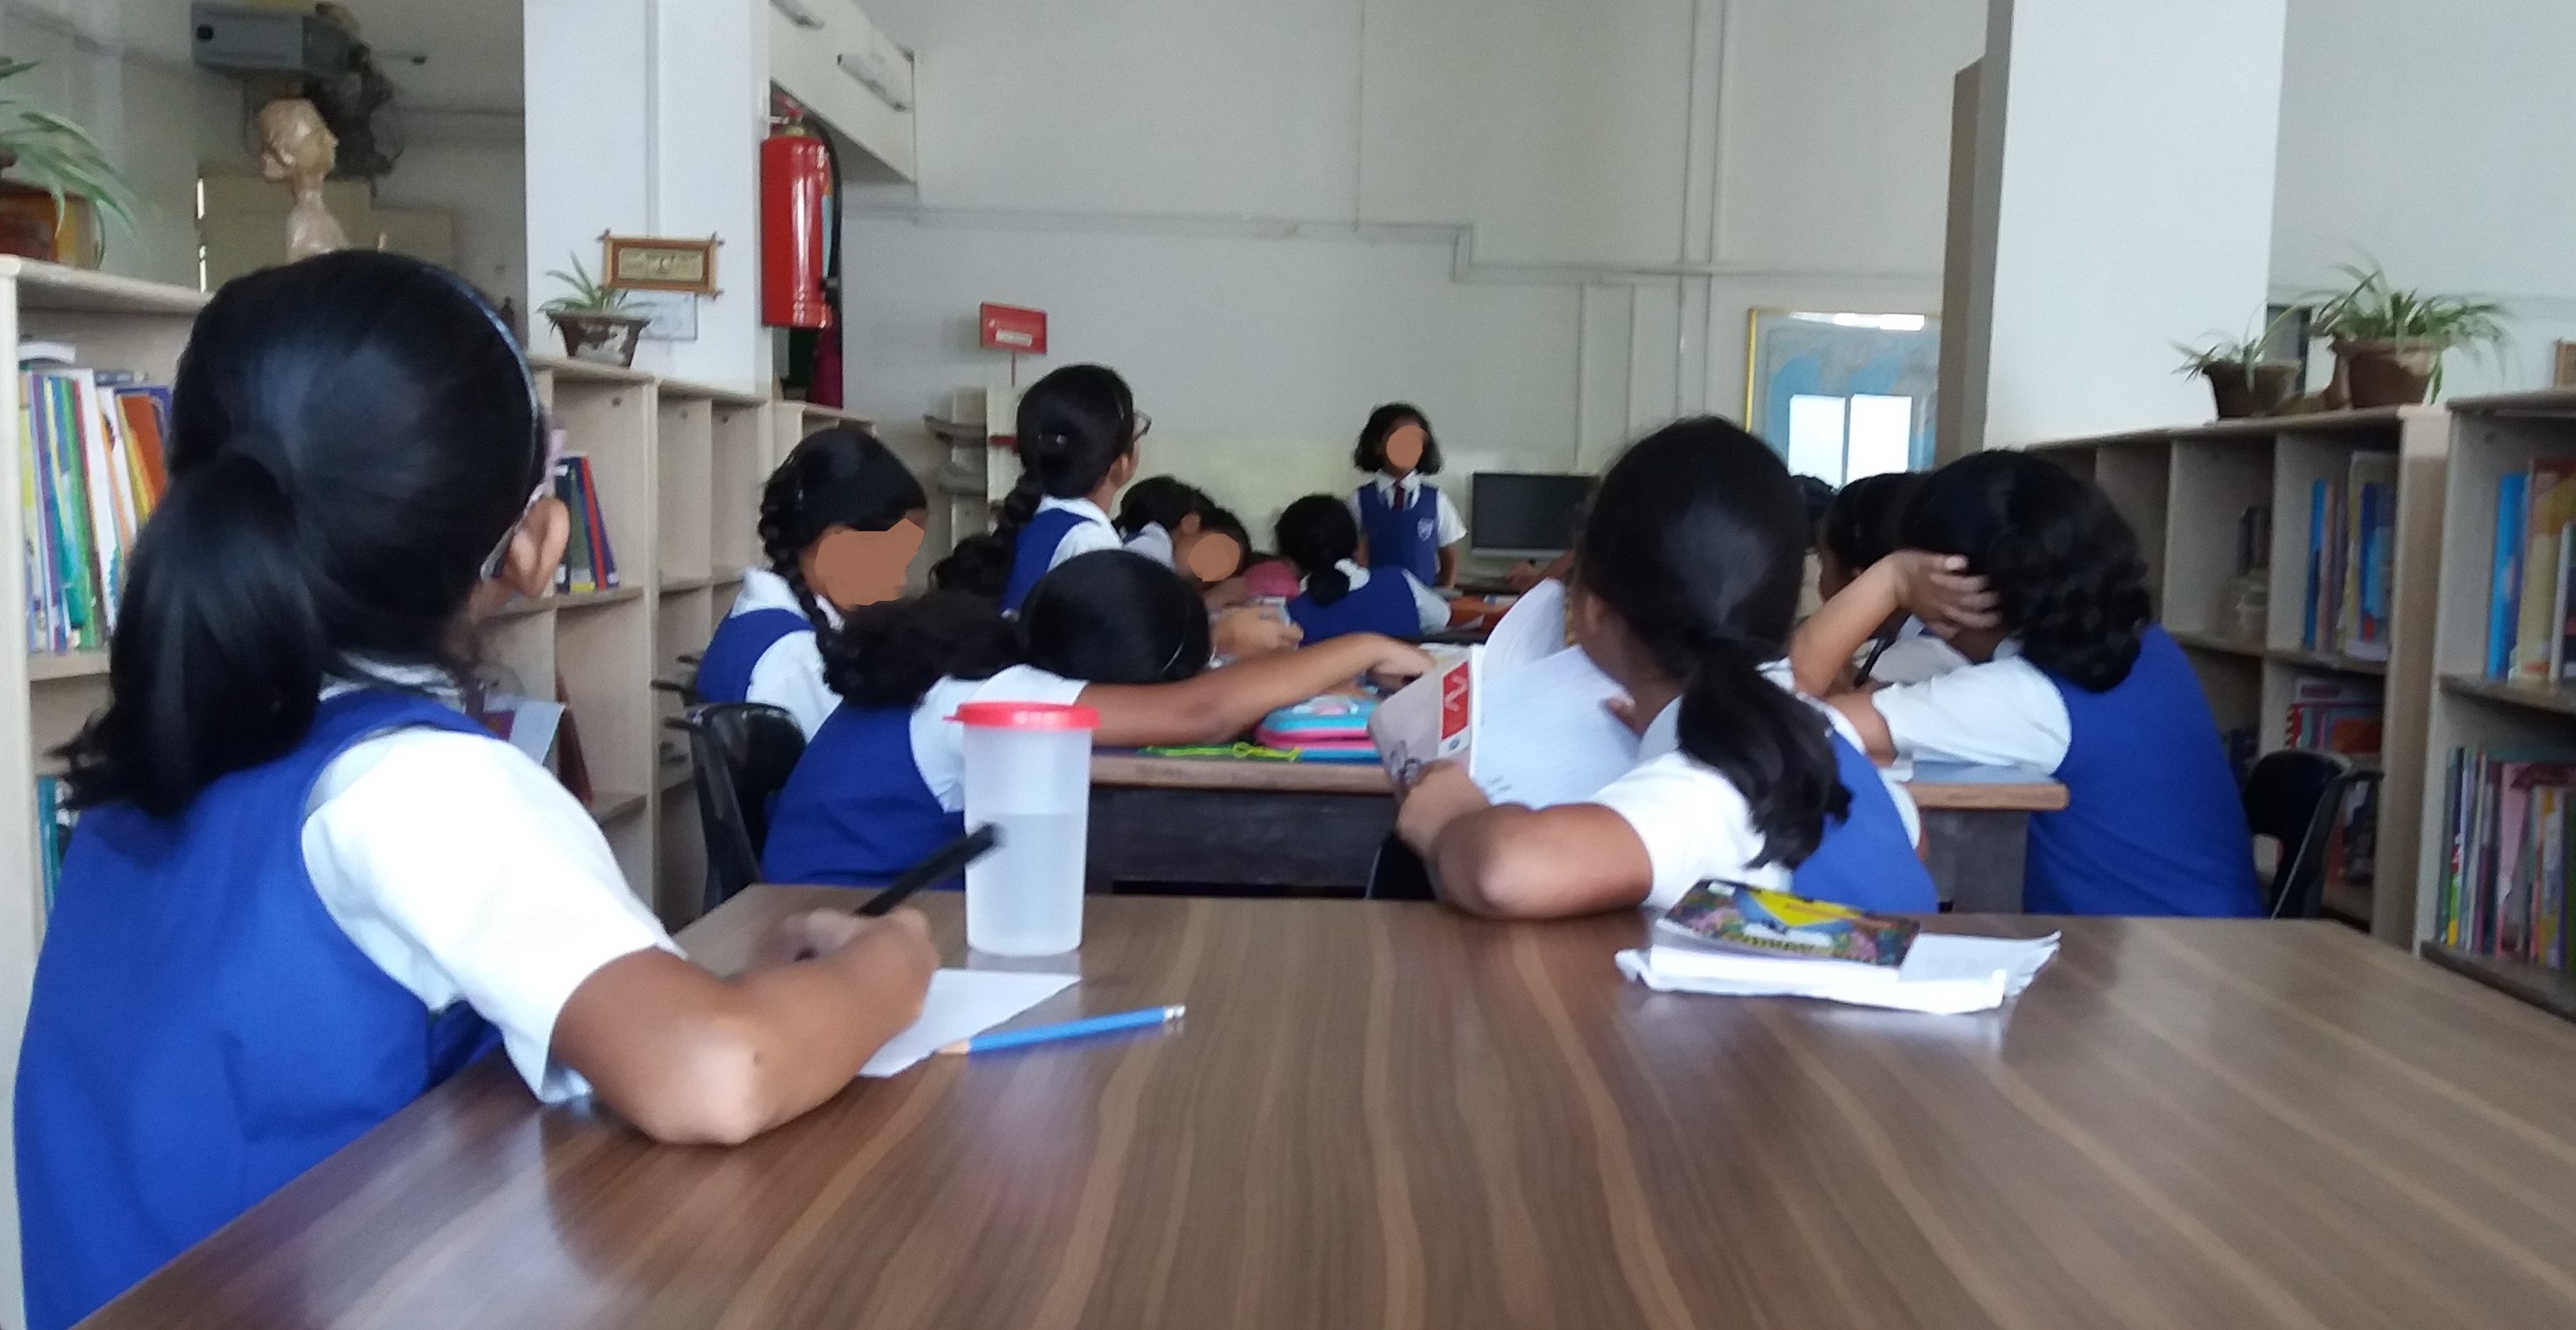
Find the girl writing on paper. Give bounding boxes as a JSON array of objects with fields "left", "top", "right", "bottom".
[{"left": 16, "top": 253, "right": 938, "bottom": 1330}]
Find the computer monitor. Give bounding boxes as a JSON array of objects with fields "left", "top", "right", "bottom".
[{"left": 1468, "top": 472, "right": 1593, "bottom": 560}]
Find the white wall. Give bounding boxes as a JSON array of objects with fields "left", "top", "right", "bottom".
[
  {"left": 846, "top": 0, "right": 1985, "bottom": 543},
  {"left": 2273, "top": 0, "right": 2576, "bottom": 396},
  {"left": 375, "top": 141, "right": 527, "bottom": 314},
  {"left": 524, "top": 0, "right": 768, "bottom": 389},
  {"left": 1969, "top": 0, "right": 2286, "bottom": 448}
]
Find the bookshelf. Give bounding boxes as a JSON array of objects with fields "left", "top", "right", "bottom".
[
  {"left": 2411, "top": 389, "right": 2576, "bottom": 1015},
  {"left": 2028, "top": 406, "right": 2449, "bottom": 943}
]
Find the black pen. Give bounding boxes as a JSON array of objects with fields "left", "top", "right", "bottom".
[{"left": 856, "top": 824, "right": 1002, "bottom": 917}]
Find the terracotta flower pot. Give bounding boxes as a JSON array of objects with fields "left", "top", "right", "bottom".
[
  {"left": 545, "top": 309, "right": 650, "bottom": 368},
  {"left": 2333, "top": 337, "right": 2442, "bottom": 409},
  {"left": 0, "top": 180, "right": 101, "bottom": 268},
  {"left": 2200, "top": 361, "right": 2302, "bottom": 419}
]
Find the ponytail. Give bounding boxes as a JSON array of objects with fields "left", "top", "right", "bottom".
[
  {"left": 1273, "top": 493, "right": 1360, "bottom": 607},
  {"left": 1580, "top": 418, "right": 1849, "bottom": 868},
  {"left": 1672, "top": 638, "right": 1847, "bottom": 867},
  {"left": 59, "top": 251, "right": 543, "bottom": 818},
  {"left": 998, "top": 362, "right": 1137, "bottom": 548},
  {"left": 821, "top": 590, "right": 1022, "bottom": 707},
  {"left": 65, "top": 452, "right": 327, "bottom": 816}
]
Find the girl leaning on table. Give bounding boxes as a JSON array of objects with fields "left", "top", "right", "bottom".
[
  {"left": 13, "top": 252, "right": 939, "bottom": 1330},
  {"left": 1791, "top": 449, "right": 2263, "bottom": 918},
  {"left": 1393, "top": 417, "right": 1956, "bottom": 920},
  {"left": 762, "top": 549, "right": 1432, "bottom": 886}
]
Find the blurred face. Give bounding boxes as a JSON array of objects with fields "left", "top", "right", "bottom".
[
  {"left": 1182, "top": 530, "right": 1243, "bottom": 584},
  {"left": 1382, "top": 423, "right": 1426, "bottom": 474},
  {"left": 802, "top": 513, "right": 926, "bottom": 610}
]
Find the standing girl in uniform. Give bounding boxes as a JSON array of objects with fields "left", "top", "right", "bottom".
[
  {"left": 1274, "top": 493, "right": 1447, "bottom": 643},
  {"left": 698, "top": 427, "right": 927, "bottom": 735},
  {"left": 1349, "top": 403, "right": 1464, "bottom": 589},
  {"left": 1393, "top": 418, "right": 1936, "bottom": 918},
  {"left": 14, "top": 253, "right": 937, "bottom": 1330},
  {"left": 1794, "top": 449, "right": 2261, "bottom": 917},
  {"left": 764, "top": 550, "right": 1430, "bottom": 886},
  {"left": 995, "top": 364, "right": 1165, "bottom": 610}
]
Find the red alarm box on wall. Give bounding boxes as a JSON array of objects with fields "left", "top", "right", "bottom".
[
  {"left": 980, "top": 303, "right": 1047, "bottom": 355},
  {"left": 761, "top": 133, "right": 831, "bottom": 328}
]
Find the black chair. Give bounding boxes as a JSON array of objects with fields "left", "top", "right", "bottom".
[
  {"left": 683, "top": 703, "right": 807, "bottom": 915},
  {"left": 2242, "top": 748, "right": 2373, "bottom": 920}
]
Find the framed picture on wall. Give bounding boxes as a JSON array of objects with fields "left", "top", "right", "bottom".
[{"left": 1743, "top": 310, "right": 1941, "bottom": 486}]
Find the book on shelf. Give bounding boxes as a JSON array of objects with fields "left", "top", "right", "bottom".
[
  {"left": 19, "top": 367, "right": 172, "bottom": 653},
  {"left": 2514, "top": 460, "right": 2576, "bottom": 683},
  {"left": 2488, "top": 471, "right": 2526, "bottom": 679},
  {"left": 2235, "top": 503, "right": 2270, "bottom": 575},
  {"left": 2437, "top": 748, "right": 2576, "bottom": 970},
  {"left": 550, "top": 453, "right": 621, "bottom": 595},
  {"left": 2297, "top": 455, "right": 2393, "bottom": 662}
]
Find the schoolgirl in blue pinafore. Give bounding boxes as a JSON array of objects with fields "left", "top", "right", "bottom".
[
  {"left": 1287, "top": 565, "right": 1424, "bottom": 644},
  {"left": 17, "top": 692, "right": 501, "bottom": 1330},
  {"left": 1002, "top": 501, "right": 1107, "bottom": 612},
  {"left": 1354, "top": 479, "right": 1443, "bottom": 586},
  {"left": 762, "top": 705, "right": 963, "bottom": 886},
  {"left": 1793, "top": 728, "right": 1939, "bottom": 912}
]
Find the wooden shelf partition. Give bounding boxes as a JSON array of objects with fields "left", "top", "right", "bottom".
[{"left": 2028, "top": 405, "right": 2449, "bottom": 947}]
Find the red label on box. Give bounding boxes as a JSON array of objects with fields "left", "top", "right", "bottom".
[
  {"left": 980, "top": 303, "right": 1048, "bottom": 354},
  {"left": 1439, "top": 661, "right": 1472, "bottom": 742}
]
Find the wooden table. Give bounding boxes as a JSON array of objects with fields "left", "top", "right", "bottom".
[
  {"left": 87, "top": 892, "right": 2576, "bottom": 1328},
  {"left": 1089, "top": 754, "right": 2067, "bottom": 909}
]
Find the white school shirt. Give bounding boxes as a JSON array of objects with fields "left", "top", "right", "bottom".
[
  {"left": 906, "top": 665, "right": 1092, "bottom": 810},
  {"left": 1588, "top": 665, "right": 1920, "bottom": 910},
  {"left": 1306, "top": 558, "right": 1450, "bottom": 636},
  {"left": 1037, "top": 495, "right": 1174, "bottom": 571},
  {"left": 302, "top": 670, "right": 681, "bottom": 1105},
  {"left": 1867, "top": 639, "right": 2074, "bottom": 772},
  {"left": 1348, "top": 473, "right": 1467, "bottom": 548},
  {"left": 720, "top": 567, "right": 841, "bottom": 737},
  {"left": 1865, "top": 617, "right": 1972, "bottom": 686}
]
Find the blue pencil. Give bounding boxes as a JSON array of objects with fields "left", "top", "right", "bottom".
[{"left": 938, "top": 1005, "right": 1186, "bottom": 1057}]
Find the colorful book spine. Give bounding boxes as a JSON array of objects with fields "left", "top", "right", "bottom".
[
  {"left": 2490, "top": 472, "right": 2529, "bottom": 679},
  {"left": 2304, "top": 479, "right": 2326, "bottom": 649},
  {"left": 578, "top": 456, "right": 619, "bottom": 588}
]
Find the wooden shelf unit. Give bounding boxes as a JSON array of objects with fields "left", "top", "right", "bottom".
[
  {"left": 2030, "top": 406, "right": 2449, "bottom": 947},
  {"left": 2410, "top": 392, "right": 2576, "bottom": 1016}
]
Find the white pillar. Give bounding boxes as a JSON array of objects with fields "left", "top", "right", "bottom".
[
  {"left": 524, "top": 0, "right": 769, "bottom": 390},
  {"left": 1953, "top": 0, "right": 2288, "bottom": 450}
]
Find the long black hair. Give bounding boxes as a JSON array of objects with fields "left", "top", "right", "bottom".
[
  {"left": 1114, "top": 475, "right": 1208, "bottom": 541},
  {"left": 1274, "top": 494, "right": 1362, "bottom": 606},
  {"left": 824, "top": 550, "right": 1210, "bottom": 707},
  {"left": 1578, "top": 418, "right": 1848, "bottom": 868},
  {"left": 1901, "top": 451, "right": 2150, "bottom": 693},
  {"left": 61, "top": 251, "right": 546, "bottom": 817},
  {"left": 1352, "top": 402, "right": 1442, "bottom": 476},
  {"left": 757, "top": 426, "right": 927, "bottom": 631},
  {"left": 996, "top": 364, "right": 1138, "bottom": 543},
  {"left": 1819, "top": 471, "right": 1921, "bottom": 575}
]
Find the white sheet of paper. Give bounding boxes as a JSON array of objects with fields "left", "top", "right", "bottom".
[
  {"left": 1481, "top": 577, "right": 1567, "bottom": 670},
  {"left": 861, "top": 968, "right": 1079, "bottom": 1078},
  {"left": 1615, "top": 932, "right": 2059, "bottom": 1016},
  {"left": 1473, "top": 647, "right": 1638, "bottom": 809}
]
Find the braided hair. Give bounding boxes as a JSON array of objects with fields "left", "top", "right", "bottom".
[{"left": 755, "top": 426, "right": 927, "bottom": 634}]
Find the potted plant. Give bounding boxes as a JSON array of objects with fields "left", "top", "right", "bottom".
[
  {"left": 541, "top": 256, "right": 649, "bottom": 368},
  {"left": 2175, "top": 312, "right": 2304, "bottom": 419},
  {"left": 0, "top": 59, "right": 136, "bottom": 268},
  {"left": 2310, "top": 264, "right": 2504, "bottom": 408}
]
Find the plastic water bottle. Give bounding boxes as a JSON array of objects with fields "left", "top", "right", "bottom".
[{"left": 955, "top": 700, "right": 1098, "bottom": 955}]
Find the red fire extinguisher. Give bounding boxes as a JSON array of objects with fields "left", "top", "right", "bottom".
[{"left": 761, "top": 129, "right": 830, "bottom": 328}]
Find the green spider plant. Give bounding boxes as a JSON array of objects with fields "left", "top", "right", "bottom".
[{"left": 0, "top": 59, "right": 138, "bottom": 240}]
